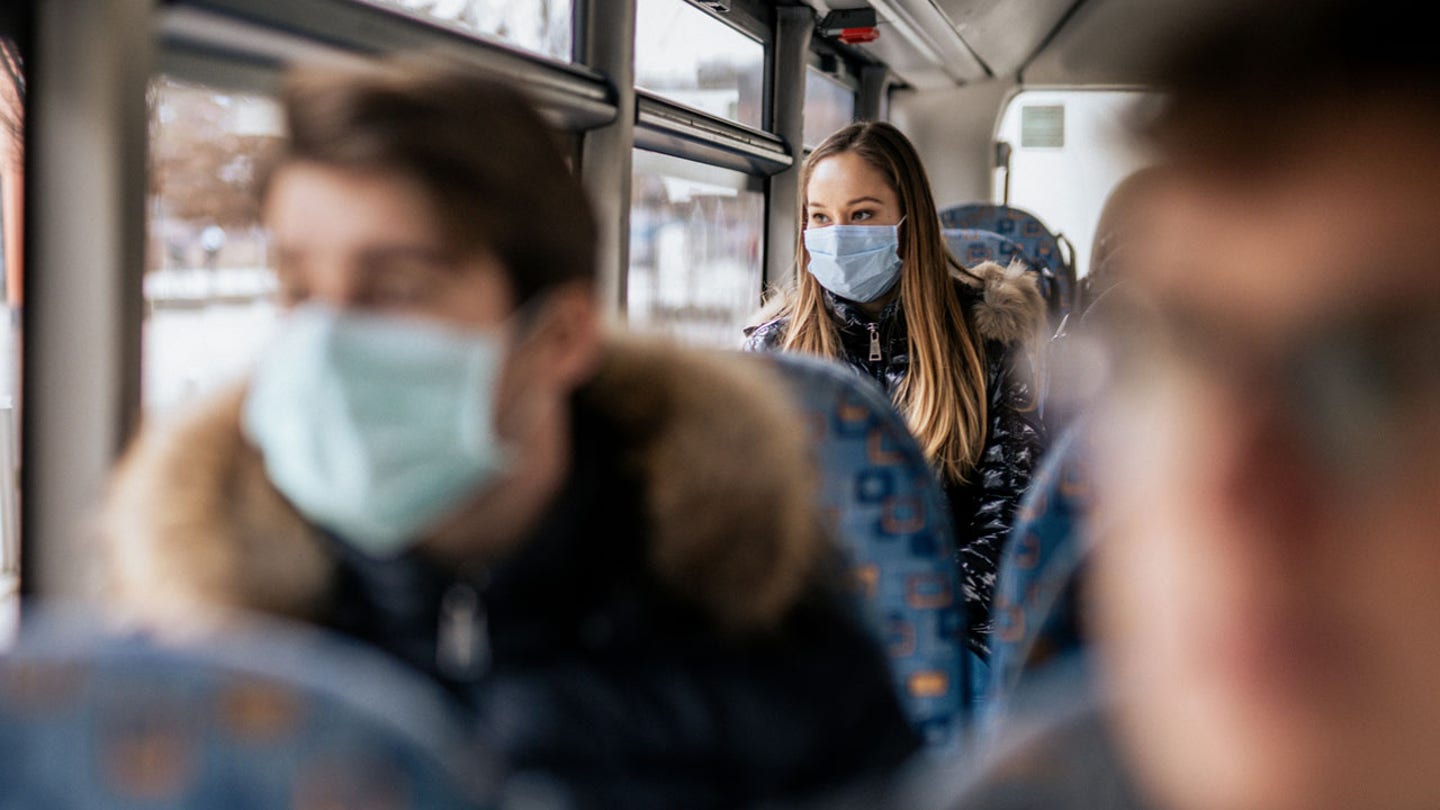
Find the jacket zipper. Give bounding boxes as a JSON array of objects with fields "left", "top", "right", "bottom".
[
  {"left": 867, "top": 323, "right": 882, "bottom": 362},
  {"left": 437, "top": 570, "right": 491, "bottom": 681}
]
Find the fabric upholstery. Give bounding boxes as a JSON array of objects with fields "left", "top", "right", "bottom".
[
  {"left": 764, "top": 352, "right": 969, "bottom": 752},
  {"left": 939, "top": 204, "right": 1077, "bottom": 325},
  {"left": 941, "top": 226, "right": 1040, "bottom": 278},
  {"left": 987, "top": 424, "right": 1093, "bottom": 721},
  {"left": 0, "top": 609, "right": 493, "bottom": 809}
]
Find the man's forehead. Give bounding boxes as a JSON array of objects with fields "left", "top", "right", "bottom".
[{"left": 1135, "top": 146, "right": 1440, "bottom": 335}]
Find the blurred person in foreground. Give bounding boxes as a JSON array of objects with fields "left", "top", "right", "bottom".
[
  {"left": 1095, "top": 0, "right": 1440, "bottom": 803},
  {"left": 99, "top": 56, "right": 917, "bottom": 808},
  {"left": 864, "top": 0, "right": 1440, "bottom": 808}
]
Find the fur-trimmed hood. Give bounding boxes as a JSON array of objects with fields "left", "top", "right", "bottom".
[
  {"left": 956, "top": 259, "right": 1049, "bottom": 347},
  {"left": 100, "top": 335, "right": 826, "bottom": 636}
]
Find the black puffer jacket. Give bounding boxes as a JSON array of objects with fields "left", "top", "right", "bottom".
[
  {"left": 326, "top": 384, "right": 918, "bottom": 807},
  {"left": 744, "top": 262, "right": 1047, "bottom": 656}
]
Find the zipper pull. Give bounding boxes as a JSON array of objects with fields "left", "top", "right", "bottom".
[
  {"left": 437, "top": 576, "right": 490, "bottom": 681},
  {"left": 867, "top": 323, "right": 882, "bottom": 362}
]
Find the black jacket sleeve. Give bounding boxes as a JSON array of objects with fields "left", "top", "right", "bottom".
[
  {"left": 950, "top": 343, "right": 1047, "bottom": 657},
  {"left": 741, "top": 318, "right": 787, "bottom": 352}
]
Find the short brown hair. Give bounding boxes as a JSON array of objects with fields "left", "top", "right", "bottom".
[
  {"left": 271, "top": 54, "right": 596, "bottom": 303},
  {"left": 1149, "top": 0, "right": 1440, "bottom": 170}
]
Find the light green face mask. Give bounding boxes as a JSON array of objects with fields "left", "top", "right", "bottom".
[{"left": 242, "top": 304, "right": 512, "bottom": 557}]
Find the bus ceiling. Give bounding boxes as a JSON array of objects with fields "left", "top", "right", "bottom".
[{"left": 803, "top": 0, "right": 1242, "bottom": 90}]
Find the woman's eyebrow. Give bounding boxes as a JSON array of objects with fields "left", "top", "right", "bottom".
[{"left": 807, "top": 196, "right": 884, "bottom": 208}]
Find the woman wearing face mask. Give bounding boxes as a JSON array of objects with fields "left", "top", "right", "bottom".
[{"left": 745, "top": 122, "right": 1047, "bottom": 657}]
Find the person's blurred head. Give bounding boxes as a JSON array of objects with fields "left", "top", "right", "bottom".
[
  {"left": 251, "top": 56, "right": 602, "bottom": 559},
  {"left": 1047, "top": 166, "right": 1166, "bottom": 416},
  {"left": 263, "top": 54, "right": 597, "bottom": 318},
  {"left": 1081, "top": 165, "right": 1165, "bottom": 315},
  {"left": 783, "top": 121, "right": 991, "bottom": 484},
  {"left": 1090, "top": 1, "right": 1440, "bottom": 808}
]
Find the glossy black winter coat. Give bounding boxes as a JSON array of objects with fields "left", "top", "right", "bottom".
[{"left": 744, "top": 273, "right": 1047, "bottom": 656}]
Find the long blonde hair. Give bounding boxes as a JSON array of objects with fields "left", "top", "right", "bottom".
[{"left": 779, "top": 122, "right": 988, "bottom": 483}]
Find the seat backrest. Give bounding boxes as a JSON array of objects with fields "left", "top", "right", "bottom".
[
  {"left": 762, "top": 352, "right": 968, "bottom": 752},
  {"left": 942, "top": 227, "right": 1057, "bottom": 308},
  {"left": 987, "top": 423, "right": 1094, "bottom": 725},
  {"left": 939, "top": 204, "right": 1077, "bottom": 324},
  {"left": 0, "top": 608, "right": 496, "bottom": 809},
  {"left": 942, "top": 226, "right": 1036, "bottom": 269}
]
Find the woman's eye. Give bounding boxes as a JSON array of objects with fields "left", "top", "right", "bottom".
[
  {"left": 852, "top": 210, "right": 873, "bottom": 222},
  {"left": 810, "top": 213, "right": 830, "bottom": 225}
]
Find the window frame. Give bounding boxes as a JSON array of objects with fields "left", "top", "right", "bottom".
[
  {"left": 632, "top": 0, "right": 772, "bottom": 134},
  {"left": 800, "top": 61, "right": 859, "bottom": 149},
  {"left": 626, "top": 148, "right": 768, "bottom": 346},
  {"left": 158, "top": 0, "right": 616, "bottom": 131},
  {"left": 158, "top": 0, "right": 878, "bottom": 322}
]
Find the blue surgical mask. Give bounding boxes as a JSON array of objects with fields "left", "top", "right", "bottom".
[
  {"left": 242, "top": 304, "right": 512, "bottom": 557},
  {"left": 803, "top": 218, "right": 905, "bottom": 303}
]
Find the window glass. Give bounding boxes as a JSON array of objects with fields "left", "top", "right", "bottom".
[
  {"left": 0, "top": 36, "right": 20, "bottom": 642},
  {"left": 362, "top": 0, "right": 573, "bottom": 61},
  {"left": 635, "top": 0, "right": 765, "bottom": 129},
  {"left": 803, "top": 66, "right": 854, "bottom": 148},
  {"left": 146, "top": 77, "right": 284, "bottom": 414},
  {"left": 629, "top": 150, "right": 763, "bottom": 348},
  {"left": 993, "top": 90, "right": 1160, "bottom": 278}
]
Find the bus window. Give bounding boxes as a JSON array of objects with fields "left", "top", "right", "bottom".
[
  {"left": 635, "top": 0, "right": 765, "bottom": 130},
  {"left": 802, "top": 65, "right": 855, "bottom": 149},
  {"left": 145, "top": 78, "right": 284, "bottom": 414},
  {"left": 992, "top": 89, "right": 1158, "bottom": 279},
  {"left": 0, "top": 34, "right": 17, "bottom": 645},
  {"left": 628, "top": 149, "right": 763, "bottom": 348},
  {"left": 361, "top": 0, "right": 573, "bottom": 62}
]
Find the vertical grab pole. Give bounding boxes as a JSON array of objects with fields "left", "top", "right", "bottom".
[
  {"left": 763, "top": 7, "right": 812, "bottom": 298},
  {"left": 22, "top": 0, "right": 151, "bottom": 601},
  {"left": 578, "top": 0, "right": 636, "bottom": 319},
  {"left": 858, "top": 64, "right": 888, "bottom": 122}
]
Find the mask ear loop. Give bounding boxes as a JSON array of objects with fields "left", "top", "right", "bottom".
[{"left": 474, "top": 294, "right": 543, "bottom": 452}]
